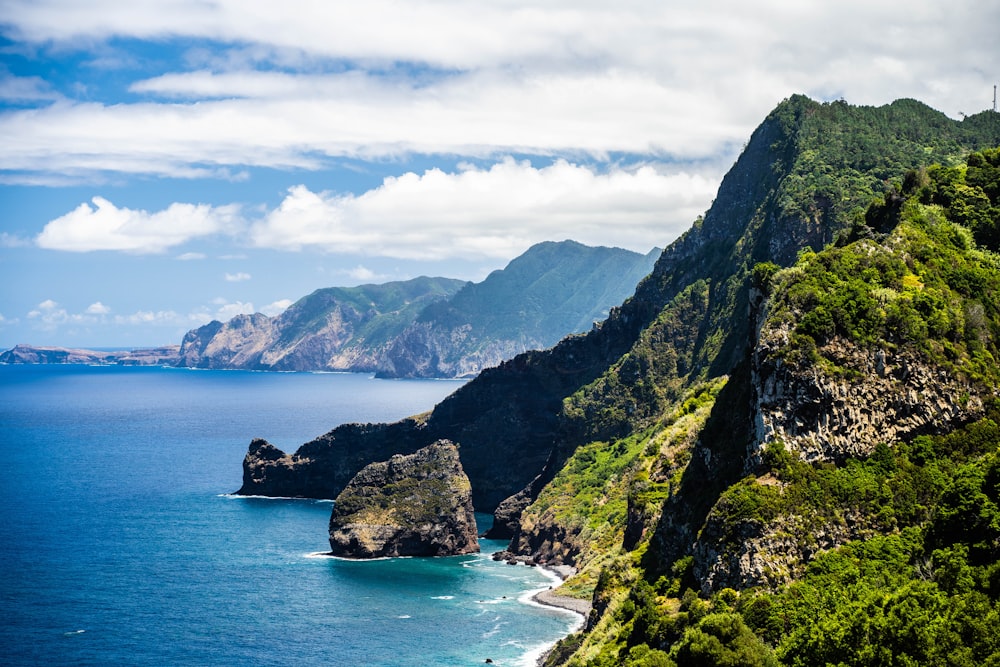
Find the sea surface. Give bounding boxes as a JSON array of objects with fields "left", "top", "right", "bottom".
[{"left": 0, "top": 365, "right": 581, "bottom": 666}]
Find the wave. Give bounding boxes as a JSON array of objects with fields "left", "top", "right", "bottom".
[{"left": 217, "top": 493, "right": 334, "bottom": 502}]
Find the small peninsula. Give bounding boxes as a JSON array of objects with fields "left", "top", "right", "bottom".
[{"left": 327, "top": 440, "right": 480, "bottom": 558}]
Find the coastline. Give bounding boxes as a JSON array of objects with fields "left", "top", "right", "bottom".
[{"left": 518, "top": 563, "right": 591, "bottom": 667}]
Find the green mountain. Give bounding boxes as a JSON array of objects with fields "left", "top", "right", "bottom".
[
  {"left": 177, "top": 241, "right": 657, "bottom": 376},
  {"left": 236, "top": 96, "right": 1000, "bottom": 664},
  {"left": 378, "top": 241, "right": 660, "bottom": 377}
]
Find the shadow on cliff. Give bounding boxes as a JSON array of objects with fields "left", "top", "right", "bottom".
[{"left": 643, "top": 354, "right": 755, "bottom": 582}]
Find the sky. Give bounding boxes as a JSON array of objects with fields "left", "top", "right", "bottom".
[{"left": 0, "top": 1, "right": 997, "bottom": 349}]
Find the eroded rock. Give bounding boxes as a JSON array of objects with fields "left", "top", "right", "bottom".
[{"left": 327, "top": 440, "right": 479, "bottom": 558}]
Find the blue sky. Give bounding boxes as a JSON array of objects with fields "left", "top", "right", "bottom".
[{"left": 1, "top": 1, "right": 997, "bottom": 348}]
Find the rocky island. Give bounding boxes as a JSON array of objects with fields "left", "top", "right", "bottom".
[{"left": 327, "top": 440, "right": 479, "bottom": 558}]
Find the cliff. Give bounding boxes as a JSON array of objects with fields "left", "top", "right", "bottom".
[
  {"left": 178, "top": 276, "right": 467, "bottom": 371},
  {"left": 377, "top": 241, "right": 660, "bottom": 378},
  {"left": 236, "top": 98, "right": 1000, "bottom": 664},
  {"left": 327, "top": 441, "right": 479, "bottom": 558},
  {"left": 239, "top": 97, "right": 1000, "bottom": 519}
]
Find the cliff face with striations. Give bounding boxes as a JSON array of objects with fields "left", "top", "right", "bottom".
[
  {"left": 327, "top": 441, "right": 479, "bottom": 558},
  {"left": 751, "top": 332, "right": 988, "bottom": 465}
]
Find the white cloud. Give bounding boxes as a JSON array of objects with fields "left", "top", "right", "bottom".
[
  {"left": 113, "top": 310, "right": 184, "bottom": 326},
  {"left": 26, "top": 299, "right": 103, "bottom": 330},
  {"left": 224, "top": 271, "right": 251, "bottom": 282},
  {"left": 85, "top": 301, "right": 111, "bottom": 315},
  {"left": 176, "top": 251, "right": 206, "bottom": 260},
  {"left": 213, "top": 300, "right": 255, "bottom": 321},
  {"left": 0, "top": 69, "right": 61, "bottom": 102},
  {"left": 344, "top": 266, "right": 378, "bottom": 282},
  {"left": 1, "top": 2, "right": 995, "bottom": 180},
  {"left": 261, "top": 299, "right": 292, "bottom": 316},
  {"left": 251, "top": 159, "right": 717, "bottom": 258},
  {"left": 35, "top": 196, "right": 242, "bottom": 253}
]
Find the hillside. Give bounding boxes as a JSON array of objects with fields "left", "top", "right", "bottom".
[
  {"left": 177, "top": 240, "right": 658, "bottom": 376},
  {"left": 176, "top": 276, "right": 468, "bottom": 371},
  {"left": 540, "top": 146, "right": 1000, "bottom": 666},
  {"left": 235, "top": 97, "right": 1000, "bottom": 663},
  {"left": 378, "top": 240, "right": 660, "bottom": 378}
]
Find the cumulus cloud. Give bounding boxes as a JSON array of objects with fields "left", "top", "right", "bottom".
[
  {"left": 261, "top": 299, "right": 293, "bottom": 316},
  {"left": 35, "top": 196, "right": 242, "bottom": 253},
  {"left": 344, "top": 266, "right": 379, "bottom": 282},
  {"left": 0, "top": 232, "right": 30, "bottom": 247},
  {"left": 27, "top": 299, "right": 104, "bottom": 330},
  {"left": 0, "top": 70, "right": 61, "bottom": 102},
  {"left": 85, "top": 301, "right": 111, "bottom": 315},
  {"left": 251, "top": 159, "right": 716, "bottom": 258},
  {"left": 113, "top": 310, "right": 186, "bottom": 326},
  {"left": 224, "top": 271, "right": 251, "bottom": 282},
  {"left": 212, "top": 300, "right": 255, "bottom": 321}
]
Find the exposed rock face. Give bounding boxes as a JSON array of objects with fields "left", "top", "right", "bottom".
[
  {"left": 750, "top": 325, "right": 990, "bottom": 467},
  {"left": 327, "top": 441, "right": 479, "bottom": 558},
  {"left": 178, "top": 277, "right": 467, "bottom": 371},
  {"left": 0, "top": 344, "right": 180, "bottom": 366},
  {"left": 179, "top": 242, "right": 657, "bottom": 377}
]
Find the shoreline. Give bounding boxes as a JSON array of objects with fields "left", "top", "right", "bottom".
[{"left": 518, "top": 563, "right": 591, "bottom": 667}]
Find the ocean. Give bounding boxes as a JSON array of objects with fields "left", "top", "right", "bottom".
[{"left": 0, "top": 364, "right": 581, "bottom": 666}]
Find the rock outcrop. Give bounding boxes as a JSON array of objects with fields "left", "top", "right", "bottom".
[
  {"left": 376, "top": 241, "right": 660, "bottom": 378},
  {"left": 180, "top": 242, "right": 657, "bottom": 377},
  {"left": 327, "top": 440, "right": 479, "bottom": 558},
  {"left": 751, "top": 329, "right": 989, "bottom": 466}
]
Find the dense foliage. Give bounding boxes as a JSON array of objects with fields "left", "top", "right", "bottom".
[
  {"left": 544, "top": 145, "right": 1000, "bottom": 666},
  {"left": 767, "top": 147, "right": 1000, "bottom": 387}
]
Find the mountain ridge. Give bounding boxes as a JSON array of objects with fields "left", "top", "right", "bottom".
[{"left": 178, "top": 240, "right": 659, "bottom": 377}]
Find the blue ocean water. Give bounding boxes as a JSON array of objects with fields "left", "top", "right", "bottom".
[{"left": 0, "top": 365, "right": 581, "bottom": 666}]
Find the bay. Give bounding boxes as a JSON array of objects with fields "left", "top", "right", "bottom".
[{"left": 0, "top": 365, "right": 580, "bottom": 666}]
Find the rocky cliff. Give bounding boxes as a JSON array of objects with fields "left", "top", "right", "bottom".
[
  {"left": 235, "top": 98, "right": 1000, "bottom": 663},
  {"left": 178, "top": 277, "right": 467, "bottom": 371},
  {"left": 180, "top": 241, "right": 657, "bottom": 377},
  {"left": 238, "top": 97, "right": 1000, "bottom": 526},
  {"left": 327, "top": 440, "right": 479, "bottom": 558}
]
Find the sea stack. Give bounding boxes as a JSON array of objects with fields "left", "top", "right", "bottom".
[{"left": 328, "top": 440, "right": 480, "bottom": 558}]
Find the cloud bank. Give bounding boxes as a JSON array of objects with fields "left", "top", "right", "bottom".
[
  {"left": 1, "top": 1, "right": 996, "bottom": 181},
  {"left": 36, "top": 160, "right": 715, "bottom": 257}
]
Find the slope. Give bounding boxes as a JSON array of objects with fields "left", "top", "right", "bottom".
[
  {"left": 177, "top": 276, "right": 468, "bottom": 371},
  {"left": 377, "top": 241, "right": 660, "bottom": 378},
  {"left": 544, "top": 145, "right": 1000, "bottom": 667}
]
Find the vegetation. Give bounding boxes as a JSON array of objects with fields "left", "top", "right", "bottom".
[
  {"left": 542, "top": 142, "right": 1000, "bottom": 666},
  {"left": 765, "top": 147, "right": 1000, "bottom": 387}
]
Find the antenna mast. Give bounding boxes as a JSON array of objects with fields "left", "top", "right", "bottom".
[{"left": 995, "top": 84, "right": 998, "bottom": 112}]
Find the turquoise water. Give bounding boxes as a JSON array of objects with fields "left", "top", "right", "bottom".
[{"left": 0, "top": 365, "right": 580, "bottom": 666}]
